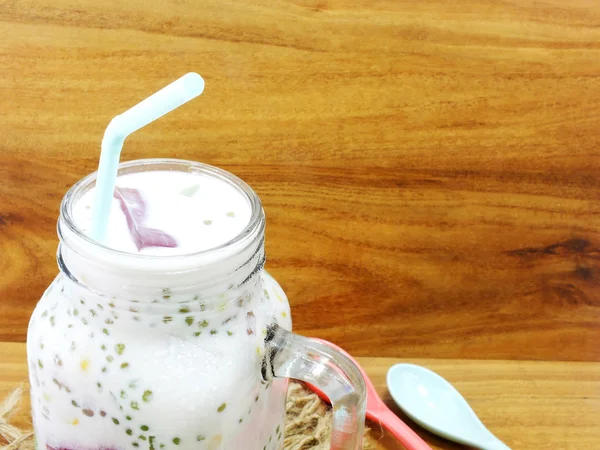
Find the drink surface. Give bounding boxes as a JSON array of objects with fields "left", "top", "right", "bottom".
[{"left": 74, "top": 170, "right": 252, "bottom": 255}]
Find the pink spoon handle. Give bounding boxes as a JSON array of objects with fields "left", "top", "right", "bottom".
[{"left": 369, "top": 408, "right": 432, "bottom": 450}]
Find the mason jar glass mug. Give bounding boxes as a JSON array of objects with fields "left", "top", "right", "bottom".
[{"left": 26, "top": 159, "right": 366, "bottom": 450}]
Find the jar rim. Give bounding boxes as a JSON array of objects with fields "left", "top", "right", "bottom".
[{"left": 59, "top": 158, "right": 264, "bottom": 262}]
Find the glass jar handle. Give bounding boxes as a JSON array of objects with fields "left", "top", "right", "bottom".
[{"left": 263, "top": 324, "right": 366, "bottom": 450}]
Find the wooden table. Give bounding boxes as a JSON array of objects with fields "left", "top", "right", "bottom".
[
  {"left": 1, "top": 0, "right": 599, "bottom": 363},
  {"left": 2, "top": 342, "right": 599, "bottom": 449}
]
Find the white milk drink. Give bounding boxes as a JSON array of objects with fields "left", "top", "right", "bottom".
[{"left": 27, "top": 160, "right": 292, "bottom": 450}]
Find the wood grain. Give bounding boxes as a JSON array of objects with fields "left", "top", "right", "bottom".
[
  {"left": 1, "top": 0, "right": 600, "bottom": 360},
  {"left": 1, "top": 342, "right": 599, "bottom": 449}
]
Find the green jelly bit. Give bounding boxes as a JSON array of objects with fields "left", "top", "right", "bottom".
[
  {"left": 115, "top": 343, "right": 126, "bottom": 355},
  {"left": 131, "top": 401, "right": 139, "bottom": 410},
  {"left": 172, "top": 438, "right": 181, "bottom": 445},
  {"left": 142, "top": 390, "right": 153, "bottom": 402},
  {"left": 218, "top": 403, "right": 227, "bottom": 413},
  {"left": 112, "top": 417, "right": 119, "bottom": 425},
  {"left": 141, "top": 425, "right": 149, "bottom": 431},
  {"left": 185, "top": 316, "right": 194, "bottom": 326}
]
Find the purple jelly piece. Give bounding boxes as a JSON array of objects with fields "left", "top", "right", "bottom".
[{"left": 113, "top": 187, "right": 178, "bottom": 251}]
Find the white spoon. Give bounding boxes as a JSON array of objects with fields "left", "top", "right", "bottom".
[{"left": 387, "top": 364, "right": 511, "bottom": 450}]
